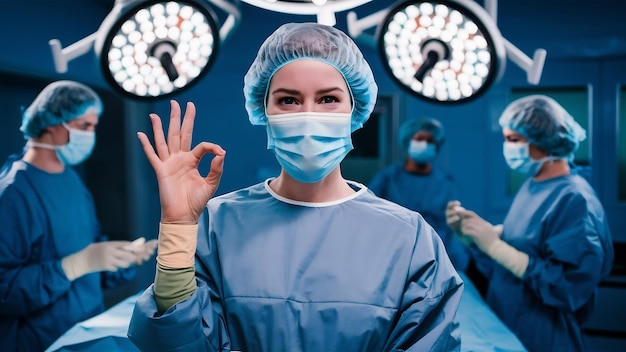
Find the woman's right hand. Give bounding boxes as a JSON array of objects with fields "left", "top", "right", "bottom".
[{"left": 137, "top": 100, "right": 226, "bottom": 224}]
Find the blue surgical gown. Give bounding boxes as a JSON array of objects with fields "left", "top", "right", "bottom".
[
  {"left": 570, "top": 162, "right": 592, "bottom": 184},
  {"left": 369, "top": 163, "right": 470, "bottom": 272},
  {"left": 0, "top": 155, "right": 135, "bottom": 351},
  {"left": 128, "top": 180, "right": 464, "bottom": 351},
  {"left": 474, "top": 174, "right": 614, "bottom": 352}
]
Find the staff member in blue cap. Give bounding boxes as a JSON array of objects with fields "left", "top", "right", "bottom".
[
  {"left": 0, "top": 80, "right": 157, "bottom": 351},
  {"left": 446, "top": 94, "right": 614, "bottom": 352},
  {"left": 369, "top": 117, "right": 470, "bottom": 273}
]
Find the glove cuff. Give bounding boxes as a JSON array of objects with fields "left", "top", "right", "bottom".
[
  {"left": 61, "top": 251, "right": 90, "bottom": 281},
  {"left": 156, "top": 223, "right": 198, "bottom": 269},
  {"left": 485, "top": 239, "right": 529, "bottom": 278}
]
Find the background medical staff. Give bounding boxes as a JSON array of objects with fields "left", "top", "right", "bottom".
[
  {"left": 128, "top": 22, "right": 463, "bottom": 351},
  {"left": 0, "top": 80, "right": 157, "bottom": 351},
  {"left": 446, "top": 95, "right": 614, "bottom": 351},
  {"left": 369, "top": 117, "right": 470, "bottom": 273}
]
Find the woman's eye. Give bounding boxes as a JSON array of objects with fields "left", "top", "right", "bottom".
[
  {"left": 320, "top": 96, "right": 339, "bottom": 104},
  {"left": 278, "top": 97, "right": 297, "bottom": 105}
]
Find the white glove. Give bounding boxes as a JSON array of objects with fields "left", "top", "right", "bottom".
[
  {"left": 62, "top": 240, "right": 152, "bottom": 281},
  {"left": 457, "top": 208, "right": 502, "bottom": 252},
  {"left": 484, "top": 239, "right": 529, "bottom": 278},
  {"left": 124, "top": 237, "right": 158, "bottom": 266},
  {"left": 445, "top": 200, "right": 463, "bottom": 233},
  {"left": 446, "top": 201, "right": 474, "bottom": 245},
  {"left": 457, "top": 209, "right": 527, "bottom": 278}
]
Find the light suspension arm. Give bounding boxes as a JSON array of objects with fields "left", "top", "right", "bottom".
[
  {"left": 210, "top": 0, "right": 241, "bottom": 41},
  {"left": 49, "top": 33, "right": 97, "bottom": 74},
  {"left": 483, "top": 0, "right": 546, "bottom": 84},
  {"left": 48, "top": 0, "right": 138, "bottom": 73},
  {"left": 504, "top": 38, "right": 547, "bottom": 85},
  {"left": 346, "top": 9, "right": 389, "bottom": 48}
]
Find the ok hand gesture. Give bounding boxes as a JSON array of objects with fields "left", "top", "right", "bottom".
[{"left": 137, "top": 100, "right": 226, "bottom": 224}]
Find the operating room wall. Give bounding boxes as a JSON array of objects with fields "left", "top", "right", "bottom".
[{"left": 1, "top": 0, "right": 625, "bottom": 300}]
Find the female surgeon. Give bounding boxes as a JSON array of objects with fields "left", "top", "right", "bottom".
[
  {"left": 369, "top": 117, "right": 470, "bottom": 273},
  {"left": 0, "top": 80, "right": 157, "bottom": 351},
  {"left": 446, "top": 95, "right": 614, "bottom": 351},
  {"left": 128, "top": 22, "right": 464, "bottom": 351}
]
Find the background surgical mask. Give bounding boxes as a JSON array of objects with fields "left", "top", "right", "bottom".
[
  {"left": 503, "top": 141, "right": 550, "bottom": 176},
  {"left": 266, "top": 112, "right": 352, "bottom": 183},
  {"left": 56, "top": 123, "right": 96, "bottom": 165},
  {"left": 408, "top": 140, "right": 437, "bottom": 164}
]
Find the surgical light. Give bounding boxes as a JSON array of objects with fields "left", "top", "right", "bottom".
[
  {"left": 49, "top": 0, "right": 240, "bottom": 101},
  {"left": 347, "top": 0, "right": 547, "bottom": 104}
]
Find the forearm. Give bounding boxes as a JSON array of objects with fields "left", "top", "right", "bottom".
[
  {"left": 387, "top": 278, "right": 463, "bottom": 351},
  {"left": 0, "top": 260, "right": 72, "bottom": 315},
  {"left": 154, "top": 222, "right": 199, "bottom": 314},
  {"left": 386, "top": 228, "right": 464, "bottom": 351},
  {"left": 484, "top": 239, "right": 529, "bottom": 278},
  {"left": 129, "top": 279, "right": 227, "bottom": 351},
  {"left": 523, "top": 252, "right": 605, "bottom": 311},
  {"left": 154, "top": 264, "right": 196, "bottom": 314}
]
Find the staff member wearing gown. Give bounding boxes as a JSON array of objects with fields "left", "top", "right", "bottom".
[
  {"left": 128, "top": 22, "right": 463, "bottom": 351},
  {"left": 0, "top": 80, "right": 157, "bottom": 351},
  {"left": 446, "top": 95, "right": 614, "bottom": 351},
  {"left": 369, "top": 117, "right": 470, "bottom": 272}
]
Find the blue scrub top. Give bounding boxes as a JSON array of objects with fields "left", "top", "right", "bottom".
[
  {"left": 0, "top": 155, "right": 134, "bottom": 351},
  {"left": 129, "top": 180, "right": 464, "bottom": 351},
  {"left": 477, "top": 174, "right": 614, "bottom": 352},
  {"left": 369, "top": 163, "right": 470, "bottom": 272}
]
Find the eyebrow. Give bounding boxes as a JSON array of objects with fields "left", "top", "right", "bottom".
[{"left": 270, "top": 87, "right": 346, "bottom": 95}]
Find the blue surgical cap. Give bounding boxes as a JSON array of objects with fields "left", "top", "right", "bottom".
[
  {"left": 243, "top": 22, "right": 378, "bottom": 132},
  {"left": 20, "top": 80, "right": 102, "bottom": 138},
  {"left": 399, "top": 117, "right": 445, "bottom": 151},
  {"left": 498, "top": 94, "right": 586, "bottom": 157}
]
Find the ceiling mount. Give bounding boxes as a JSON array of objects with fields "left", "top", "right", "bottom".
[{"left": 241, "top": 0, "right": 371, "bottom": 25}]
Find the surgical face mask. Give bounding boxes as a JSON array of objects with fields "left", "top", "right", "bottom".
[
  {"left": 503, "top": 141, "right": 551, "bottom": 177},
  {"left": 26, "top": 123, "right": 96, "bottom": 166},
  {"left": 408, "top": 140, "right": 437, "bottom": 164},
  {"left": 266, "top": 112, "right": 353, "bottom": 183},
  {"left": 56, "top": 123, "right": 96, "bottom": 165}
]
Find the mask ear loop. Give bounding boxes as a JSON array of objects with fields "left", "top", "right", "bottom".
[
  {"left": 532, "top": 154, "right": 569, "bottom": 177},
  {"left": 25, "top": 140, "right": 58, "bottom": 150},
  {"left": 23, "top": 121, "right": 67, "bottom": 152}
]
